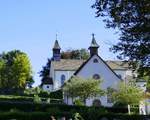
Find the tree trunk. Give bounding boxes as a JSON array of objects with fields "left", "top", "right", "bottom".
[{"left": 128, "top": 104, "right": 131, "bottom": 115}]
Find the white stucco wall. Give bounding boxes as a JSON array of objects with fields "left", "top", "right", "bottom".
[
  {"left": 76, "top": 55, "right": 121, "bottom": 89},
  {"left": 53, "top": 70, "right": 75, "bottom": 90},
  {"left": 70, "top": 55, "right": 122, "bottom": 106}
]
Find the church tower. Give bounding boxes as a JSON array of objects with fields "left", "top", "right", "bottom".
[
  {"left": 52, "top": 40, "right": 61, "bottom": 61},
  {"left": 88, "top": 34, "right": 99, "bottom": 56}
]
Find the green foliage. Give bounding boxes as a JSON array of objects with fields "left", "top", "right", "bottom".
[
  {"left": 0, "top": 101, "right": 144, "bottom": 119},
  {"left": 38, "top": 90, "right": 50, "bottom": 97},
  {"left": 24, "top": 88, "right": 63, "bottom": 99},
  {"left": 0, "top": 112, "right": 149, "bottom": 120},
  {"left": 63, "top": 76, "right": 105, "bottom": 104},
  {"left": 0, "top": 50, "right": 33, "bottom": 89},
  {"left": 141, "top": 76, "right": 150, "bottom": 91},
  {"left": 0, "top": 94, "right": 63, "bottom": 104},
  {"left": 33, "top": 95, "right": 41, "bottom": 103},
  {"left": 92, "top": 0, "right": 150, "bottom": 78},
  {"left": 74, "top": 113, "right": 84, "bottom": 120},
  {"left": 0, "top": 95, "right": 33, "bottom": 102},
  {"left": 10, "top": 108, "right": 20, "bottom": 113},
  {"left": 112, "top": 81, "right": 144, "bottom": 105},
  {"left": 74, "top": 99, "right": 84, "bottom": 106},
  {"left": 0, "top": 111, "right": 72, "bottom": 120},
  {"left": 50, "top": 89, "right": 63, "bottom": 99},
  {"left": 24, "top": 87, "right": 42, "bottom": 96},
  {"left": 46, "top": 107, "right": 61, "bottom": 114},
  {"left": 39, "top": 59, "right": 51, "bottom": 83},
  {"left": 61, "top": 49, "right": 90, "bottom": 60}
]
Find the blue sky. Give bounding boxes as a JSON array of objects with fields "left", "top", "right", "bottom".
[{"left": 0, "top": 0, "right": 119, "bottom": 86}]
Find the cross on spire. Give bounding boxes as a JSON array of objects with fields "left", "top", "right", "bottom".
[
  {"left": 56, "top": 33, "right": 58, "bottom": 40},
  {"left": 92, "top": 33, "right": 95, "bottom": 39},
  {"left": 90, "top": 33, "right": 99, "bottom": 47}
]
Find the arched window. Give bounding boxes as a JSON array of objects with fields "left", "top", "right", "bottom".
[
  {"left": 93, "top": 74, "right": 100, "bottom": 80},
  {"left": 61, "top": 74, "right": 66, "bottom": 85},
  {"left": 93, "top": 58, "right": 98, "bottom": 63}
]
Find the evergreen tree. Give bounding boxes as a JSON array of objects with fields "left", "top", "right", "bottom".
[{"left": 39, "top": 58, "right": 51, "bottom": 84}]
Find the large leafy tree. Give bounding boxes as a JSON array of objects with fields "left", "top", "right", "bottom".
[
  {"left": 112, "top": 81, "right": 144, "bottom": 105},
  {"left": 92, "top": 0, "right": 150, "bottom": 77},
  {"left": 61, "top": 49, "right": 89, "bottom": 60},
  {"left": 0, "top": 50, "right": 33, "bottom": 89},
  {"left": 63, "top": 76, "right": 105, "bottom": 104}
]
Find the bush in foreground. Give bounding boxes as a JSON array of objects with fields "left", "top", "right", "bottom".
[{"left": 0, "top": 112, "right": 149, "bottom": 120}]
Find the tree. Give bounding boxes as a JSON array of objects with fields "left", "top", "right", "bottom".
[
  {"left": 63, "top": 76, "right": 105, "bottom": 105},
  {"left": 61, "top": 49, "right": 90, "bottom": 60},
  {"left": 39, "top": 58, "right": 51, "bottom": 84},
  {"left": 112, "top": 81, "right": 144, "bottom": 106},
  {"left": 0, "top": 50, "right": 33, "bottom": 89},
  {"left": 92, "top": 0, "right": 150, "bottom": 77}
]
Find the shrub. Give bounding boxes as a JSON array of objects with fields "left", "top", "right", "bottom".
[
  {"left": 0, "top": 112, "right": 73, "bottom": 120},
  {"left": 74, "top": 113, "right": 84, "bottom": 120},
  {"left": 0, "top": 95, "right": 33, "bottom": 102},
  {"left": 39, "top": 90, "right": 50, "bottom": 98},
  {"left": 46, "top": 107, "right": 61, "bottom": 114},
  {"left": 33, "top": 95, "right": 41, "bottom": 103},
  {"left": 74, "top": 99, "right": 84, "bottom": 106},
  {"left": 50, "top": 89, "right": 63, "bottom": 99},
  {"left": 0, "top": 112, "right": 149, "bottom": 120}
]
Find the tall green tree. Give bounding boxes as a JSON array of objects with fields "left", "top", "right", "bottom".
[
  {"left": 0, "top": 50, "right": 33, "bottom": 89},
  {"left": 92, "top": 0, "right": 150, "bottom": 77},
  {"left": 39, "top": 58, "right": 51, "bottom": 84},
  {"left": 63, "top": 76, "right": 105, "bottom": 104}
]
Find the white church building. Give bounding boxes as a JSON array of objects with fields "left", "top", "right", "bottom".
[{"left": 41, "top": 34, "right": 144, "bottom": 107}]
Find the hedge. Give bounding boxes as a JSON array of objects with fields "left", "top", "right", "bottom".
[
  {"left": 0, "top": 89, "right": 63, "bottom": 99},
  {"left": 0, "top": 112, "right": 149, "bottom": 120},
  {"left": 0, "top": 102, "right": 148, "bottom": 120},
  {"left": 0, "top": 101, "right": 128, "bottom": 113},
  {"left": 0, "top": 95, "right": 63, "bottom": 104},
  {"left": 0, "top": 95, "right": 33, "bottom": 102},
  {"left": 0, "top": 112, "right": 72, "bottom": 120}
]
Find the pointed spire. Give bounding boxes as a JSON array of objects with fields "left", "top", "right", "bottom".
[
  {"left": 52, "top": 36, "right": 61, "bottom": 61},
  {"left": 53, "top": 40, "right": 61, "bottom": 49},
  {"left": 88, "top": 33, "right": 99, "bottom": 56},
  {"left": 90, "top": 33, "right": 99, "bottom": 48}
]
